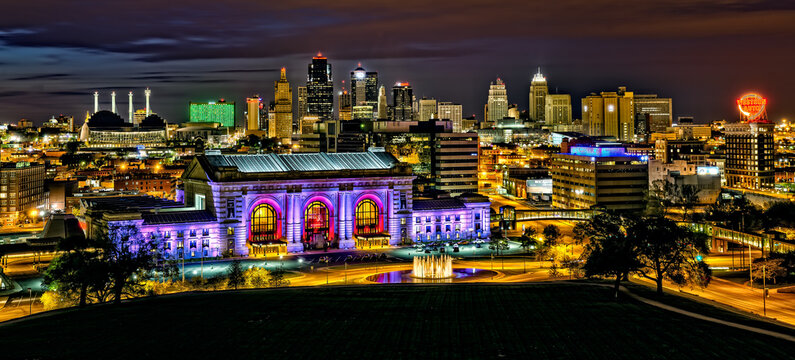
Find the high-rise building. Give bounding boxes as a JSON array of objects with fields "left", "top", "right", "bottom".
[
  {"left": 582, "top": 87, "right": 635, "bottom": 141},
  {"left": 487, "top": 78, "right": 508, "bottom": 122},
  {"left": 551, "top": 146, "right": 648, "bottom": 211},
  {"left": 392, "top": 82, "right": 414, "bottom": 121},
  {"left": 507, "top": 104, "right": 519, "bottom": 120},
  {"left": 377, "top": 85, "right": 388, "bottom": 119},
  {"left": 272, "top": 67, "right": 293, "bottom": 140},
  {"left": 338, "top": 86, "right": 352, "bottom": 121},
  {"left": 0, "top": 162, "right": 46, "bottom": 226},
  {"left": 306, "top": 53, "right": 333, "bottom": 121},
  {"left": 725, "top": 122, "right": 774, "bottom": 189},
  {"left": 418, "top": 98, "right": 437, "bottom": 122},
  {"left": 351, "top": 64, "right": 378, "bottom": 119},
  {"left": 246, "top": 96, "right": 261, "bottom": 132},
  {"left": 297, "top": 86, "right": 308, "bottom": 127},
  {"left": 437, "top": 102, "right": 463, "bottom": 133},
  {"left": 189, "top": 100, "right": 235, "bottom": 127},
  {"left": 544, "top": 94, "right": 572, "bottom": 126},
  {"left": 432, "top": 132, "right": 479, "bottom": 195},
  {"left": 634, "top": 94, "right": 672, "bottom": 133},
  {"left": 529, "top": 69, "right": 548, "bottom": 122}
]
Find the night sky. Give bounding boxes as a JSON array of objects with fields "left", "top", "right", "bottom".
[{"left": 1, "top": 1, "right": 793, "bottom": 126}]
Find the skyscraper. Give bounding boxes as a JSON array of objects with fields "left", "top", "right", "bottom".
[
  {"left": 273, "top": 67, "right": 293, "bottom": 140},
  {"left": 529, "top": 69, "right": 548, "bottom": 122},
  {"left": 351, "top": 64, "right": 378, "bottom": 119},
  {"left": 487, "top": 78, "right": 508, "bottom": 122},
  {"left": 634, "top": 94, "right": 672, "bottom": 133},
  {"left": 544, "top": 94, "right": 572, "bottom": 126},
  {"left": 377, "top": 85, "right": 388, "bottom": 119},
  {"left": 437, "top": 102, "right": 463, "bottom": 133},
  {"left": 392, "top": 82, "right": 414, "bottom": 121},
  {"left": 307, "top": 53, "right": 333, "bottom": 121},
  {"left": 418, "top": 98, "right": 437, "bottom": 122},
  {"left": 297, "top": 86, "right": 307, "bottom": 128},
  {"left": 725, "top": 94, "right": 774, "bottom": 189},
  {"left": 582, "top": 87, "right": 635, "bottom": 141},
  {"left": 338, "top": 85, "right": 352, "bottom": 121},
  {"left": 246, "top": 96, "right": 261, "bottom": 132}
]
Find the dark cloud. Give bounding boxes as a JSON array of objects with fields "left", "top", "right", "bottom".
[{"left": 8, "top": 73, "right": 70, "bottom": 81}]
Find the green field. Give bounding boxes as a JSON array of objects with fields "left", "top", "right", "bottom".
[{"left": 1, "top": 283, "right": 794, "bottom": 359}]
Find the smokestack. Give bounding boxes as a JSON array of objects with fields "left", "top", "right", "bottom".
[
  {"left": 111, "top": 91, "right": 117, "bottom": 114},
  {"left": 128, "top": 91, "right": 134, "bottom": 124},
  {"left": 145, "top": 88, "right": 151, "bottom": 116},
  {"left": 93, "top": 91, "right": 99, "bottom": 113}
]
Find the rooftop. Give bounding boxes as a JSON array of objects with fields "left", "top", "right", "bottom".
[
  {"left": 142, "top": 210, "right": 216, "bottom": 225},
  {"left": 82, "top": 195, "right": 183, "bottom": 212}
]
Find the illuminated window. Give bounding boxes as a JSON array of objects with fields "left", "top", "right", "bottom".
[
  {"left": 355, "top": 199, "right": 380, "bottom": 235},
  {"left": 304, "top": 201, "right": 329, "bottom": 237},
  {"left": 251, "top": 204, "right": 278, "bottom": 242}
]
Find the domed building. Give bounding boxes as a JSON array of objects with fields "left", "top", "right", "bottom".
[{"left": 80, "top": 110, "right": 167, "bottom": 148}]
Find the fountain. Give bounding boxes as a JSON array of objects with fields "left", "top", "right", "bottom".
[{"left": 412, "top": 254, "right": 453, "bottom": 279}]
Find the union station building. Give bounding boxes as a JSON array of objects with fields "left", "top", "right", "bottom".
[{"left": 82, "top": 149, "right": 491, "bottom": 258}]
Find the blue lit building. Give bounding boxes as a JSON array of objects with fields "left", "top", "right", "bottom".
[{"left": 551, "top": 145, "right": 648, "bottom": 211}]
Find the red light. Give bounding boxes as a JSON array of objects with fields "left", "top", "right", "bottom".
[{"left": 736, "top": 93, "right": 767, "bottom": 121}]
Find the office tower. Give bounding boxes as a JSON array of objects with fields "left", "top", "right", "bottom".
[
  {"left": 634, "top": 94, "right": 672, "bottom": 132},
  {"left": 306, "top": 53, "right": 333, "bottom": 121},
  {"left": 432, "top": 132, "right": 479, "bottom": 195},
  {"left": 529, "top": 69, "right": 548, "bottom": 122},
  {"left": 487, "top": 78, "right": 508, "bottom": 122},
  {"left": 351, "top": 64, "right": 378, "bottom": 119},
  {"left": 300, "top": 115, "right": 320, "bottom": 135},
  {"left": 725, "top": 122, "right": 774, "bottom": 189},
  {"left": 273, "top": 67, "right": 293, "bottom": 140},
  {"left": 246, "top": 96, "right": 261, "bottom": 132},
  {"left": 392, "top": 82, "right": 414, "bottom": 121},
  {"left": 377, "top": 85, "right": 388, "bottom": 119},
  {"left": 297, "top": 86, "right": 308, "bottom": 125},
  {"left": 189, "top": 100, "right": 235, "bottom": 127},
  {"left": 544, "top": 94, "right": 572, "bottom": 126},
  {"left": 437, "top": 102, "right": 463, "bottom": 133},
  {"left": 581, "top": 87, "right": 635, "bottom": 141},
  {"left": 338, "top": 86, "right": 352, "bottom": 121},
  {"left": 0, "top": 162, "right": 46, "bottom": 226},
  {"left": 418, "top": 98, "right": 437, "bottom": 122},
  {"left": 551, "top": 146, "right": 648, "bottom": 211}
]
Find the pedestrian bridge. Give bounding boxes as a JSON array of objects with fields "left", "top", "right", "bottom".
[
  {"left": 492, "top": 208, "right": 595, "bottom": 226},
  {"left": 685, "top": 223, "right": 795, "bottom": 253}
]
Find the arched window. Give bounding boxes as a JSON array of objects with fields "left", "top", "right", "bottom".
[
  {"left": 355, "top": 199, "right": 380, "bottom": 235},
  {"left": 304, "top": 201, "right": 329, "bottom": 234},
  {"left": 251, "top": 204, "right": 278, "bottom": 242}
]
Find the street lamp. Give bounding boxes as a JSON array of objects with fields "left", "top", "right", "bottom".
[{"left": 27, "top": 288, "right": 32, "bottom": 315}]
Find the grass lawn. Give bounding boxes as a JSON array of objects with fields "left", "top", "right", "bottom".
[{"left": 1, "top": 283, "right": 794, "bottom": 359}]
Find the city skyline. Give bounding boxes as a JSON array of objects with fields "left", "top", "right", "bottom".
[{"left": 0, "top": 1, "right": 793, "bottom": 124}]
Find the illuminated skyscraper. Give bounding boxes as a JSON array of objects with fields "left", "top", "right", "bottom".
[
  {"left": 338, "top": 83, "right": 352, "bottom": 121},
  {"left": 529, "top": 69, "right": 548, "bottom": 122},
  {"left": 377, "top": 85, "right": 388, "bottom": 119},
  {"left": 418, "top": 98, "right": 437, "bottom": 122},
  {"left": 307, "top": 53, "right": 333, "bottom": 121},
  {"left": 190, "top": 100, "right": 235, "bottom": 127},
  {"left": 634, "top": 94, "right": 672, "bottom": 133},
  {"left": 297, "top": 86, "right": 307, "bottom": 128},
  {"left": 725, "top": 93, "right": 774, "bottom": 189},
  {"left": 273, "top": 67, "right": 293, "bottom": 140},
  {"left": 544, "top": 94, "right": 572, "bottom": 126},
  {"left": 351, "top": 63, "right": 378, "bottom": 120},
  {"left": 392, "top": 82, "right": 414, "bottom": 121},
  {"left": 582, "top": 87, "right": 635, "bottom": 141},
  {"left": 487, "top": 78, "right": 508, "bottom": 122},
  {"left": 437, "top": 102, "right": 463, "bottom": 133},
  {"left": 246, "top": 96, "right": 261, "bottom": 132}
]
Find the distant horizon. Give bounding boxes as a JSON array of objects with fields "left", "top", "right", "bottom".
[{"left": 1, "top": 1, "right": 792, "bottom": 126}]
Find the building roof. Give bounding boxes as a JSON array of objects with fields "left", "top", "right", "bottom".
[
  {"left": 82, "top": 195, "right": 183, "bottom": 212},
  {"left": 413, "top": 198, "right": 466, "bottom": 211},
  {"left": 141, "top": 210, "right": 216, "bottom": 225},
  {"left": 190, "top": 148, "right": 411, "bottom": 182}
]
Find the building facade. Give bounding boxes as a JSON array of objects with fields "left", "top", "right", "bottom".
[
  {"left": 437, "top": 102, "right": 463, "bottom": 133},
  {"left": 84, "top": 150, "right": 490, "bottom": 258},
  {"left": 418, "top": 98, "right": 437, "bottom": 122},
  {"left": 551, "top": 146, "right": 648, "bottom": 211},
  {"left": 544, "top": 94, "right": 571, "bottom": 126},
  {"left": 273, "top": 67, "right": 293, "bottom": 141},
  {"left": 529, "top": 70, "right": 548, "bottom": 122},
  {"left": 307, "top": 54, "right": 334, "bottom": 121},
  {"left": 189, "top": 101, "right": 235, "bottom": 127},
  {"left": 487, "top": 78, "right": 508, "bottom": 122},
  {"left": 582, "top": 88, "right": 635, "bottom": 141},
  {"left": 635, "top": 94, "right": 672, "bottom": 133},
  {"left": 0, "top": 162, "right": 46, "bottom": 225},
  {"left": 725, "top": 122, "right": 775, "bottom": 189},
  {"left": 391, "top": 83, "right": 414, "bottom": 121}
]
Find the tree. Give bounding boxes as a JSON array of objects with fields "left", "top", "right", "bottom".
[
  {"left": 705, "top": 195, "right": 762, "bottom": 232},
  {"left": 764, "top": 202, "right": 795, "bottom": 229},
  {"left": 245, "top": 267, "right": 269, "bottom": 288},
  {"left": 579, "top": 213, "right": 643, "bottom": 299},
  {"left": 101, "top": 225, "right": 158, "bottom": 304},
  {"left": 647, "top": 180, "right": 700, "bottom": 220},
  {"left": 631, "top": 216, "right": 711, "bottom": 295},
  {"left": 519, "top": 227, "right": 538, "bottom": 253},
  {"left": 542, "top": 224, "right": 561, "bottom": 247},
  {"left": 752, "top": 258, "right": 786, "bottom": 285},
  {"left": 227, "top": 259, "right": 245, "bottom": 290},
  {"left": 42, "top": 234, "right": 107, "bottom": 307},
  {"left": 268, "top": 267, "right": 289, "bottom": 288}
]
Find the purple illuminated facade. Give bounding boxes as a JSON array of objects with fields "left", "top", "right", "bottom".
[{"left": 85, "top": 149, "right": 490, "bottom": 259}]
